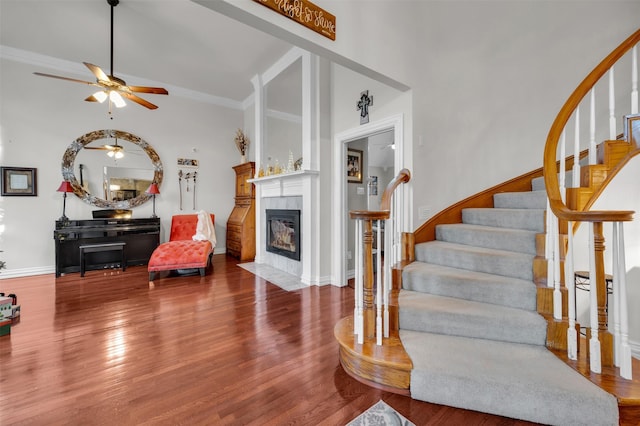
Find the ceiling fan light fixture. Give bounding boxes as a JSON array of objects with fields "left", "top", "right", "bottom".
[
  {"left": 93, "top": 91, "right": 108, "bottom": 103},
  {"left": 114, "top": 150, "right": 124, "bottom": 159},
  {"left": 109, "top": 91, "right": 126, "bottom": 108}
]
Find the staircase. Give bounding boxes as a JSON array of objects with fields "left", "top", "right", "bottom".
[
  {"left": 400, "top": 180, "right": 619, "bottom": 425},
  {"left": 335, "top": 29, "right": 640, "bottom": 425}
]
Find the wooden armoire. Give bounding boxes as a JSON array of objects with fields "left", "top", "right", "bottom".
[{"left": 226, "top": 162, "right": 256, "bottom": 261}]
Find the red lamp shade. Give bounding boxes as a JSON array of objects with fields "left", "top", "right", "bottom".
[
  {"left": 146, "top": 183, "right": 160, "bottom": 195},
  {"left": 57, "top": 181, "right": 74, "bottom": 193}
]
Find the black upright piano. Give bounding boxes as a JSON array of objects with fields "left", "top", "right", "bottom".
[{"left": 54, "top": 217, "right": 160, "bottom": 277}]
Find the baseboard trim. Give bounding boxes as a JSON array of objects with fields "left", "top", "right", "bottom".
[
  {"left": 630, "top": 340, "right": 640, "bottom": 359},
  {"left": 0, "top": 266, "right": 55, "bottom": 279}
]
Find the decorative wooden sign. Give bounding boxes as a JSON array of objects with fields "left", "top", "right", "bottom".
[{"left": 252, "top": 0, "right": 336, "bottom": 41}]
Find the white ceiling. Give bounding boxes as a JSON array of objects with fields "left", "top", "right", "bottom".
[
  {"left": 1, "top": 0, "right": 394, "bottom": 168},
  {"left": 0, "top": 0, "right": 293, "bottom": 106}
]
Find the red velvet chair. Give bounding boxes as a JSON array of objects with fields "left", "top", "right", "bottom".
[{"left": 148, "top": 213, "right": 215, "bottom": 281}]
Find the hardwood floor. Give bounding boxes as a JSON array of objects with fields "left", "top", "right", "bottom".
[{"left": 0, "top": 255, "right": 538, "bottom": 425}]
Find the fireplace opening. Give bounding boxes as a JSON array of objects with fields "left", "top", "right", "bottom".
[{"left": 266, "top": 209, "right": 301, "bottom": 261}]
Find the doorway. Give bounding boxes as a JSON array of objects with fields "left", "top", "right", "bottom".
[{"left": 332, "top": 114, "right": 405, "bottom": 287}]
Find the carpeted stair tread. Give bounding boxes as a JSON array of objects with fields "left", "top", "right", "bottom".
[
  {"left": 402, "top": 262, "right": 537, "bottom": 310},
  {"left": 436, "top": 223, "right": 537, "bottom": 255},
  {"left": 399, "top": 290, "right": 547, "bottom": 345},
  {"left": 532, "top": 173, "right": 574, "bottom": 191},
  {"left": 400, "top": 329, "right": 619, "bottom": 426},
  {"left": 414, "top": 241, "right": 535, "bottom": 281},
  {"left": 462, "top": 207, "right": 545, "bottom": 232},
  {"left": 493, "top": 190, "right": 548, "bottom": 209}
]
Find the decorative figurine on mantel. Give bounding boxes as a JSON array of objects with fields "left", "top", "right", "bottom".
[
  {"left": 234, "top": 129, "right": 250, "bottom": 163},
  {"left": 287, "top": 150, "right": 295, "bottom": 173}
]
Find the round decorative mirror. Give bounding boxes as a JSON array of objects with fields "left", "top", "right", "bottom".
[{"left": 61, "top": 129, "right": 163, "bottom": 209}]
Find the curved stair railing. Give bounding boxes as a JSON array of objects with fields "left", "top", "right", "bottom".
[
  {"left": 543, "top": 29, "right": 639, "bottom": 379},
  {"left": 349, "top": 169, "right": 411, "bottom": 345},
  {"left": 334, "top": 169, "right": 412, "bottom": 393}
]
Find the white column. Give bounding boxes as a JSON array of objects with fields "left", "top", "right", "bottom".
[{"left": 251, "top": 74, "right": 265, "bottom": 264}]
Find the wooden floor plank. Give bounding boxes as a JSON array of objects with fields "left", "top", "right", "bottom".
[{"left": 0, "top": 255, "right": 537, "bottom": 425}]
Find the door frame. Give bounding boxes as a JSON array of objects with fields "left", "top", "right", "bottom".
[{"left": 332, "top": 114, "right": 405, "bottom": 287}]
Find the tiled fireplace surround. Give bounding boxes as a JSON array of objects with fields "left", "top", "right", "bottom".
[
  {"left": 250, "top": 171, "right": 319, "bottom": 285},
  {"left": 262, "top": 196, "right": 302, "bottom": 276}
]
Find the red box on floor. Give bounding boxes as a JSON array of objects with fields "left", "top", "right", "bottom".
[{"left": 0, "top": 318, "right": 10, "bottom": 336}]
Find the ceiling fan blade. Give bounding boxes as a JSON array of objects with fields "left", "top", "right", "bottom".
[
  {"left": 128, "top": 86, "right": 169, "bottom": 95},
  {"left": 121, "top": 92, "right": 158, "bottom": 110},
  {"left": 83, "top": 62, "right": 111, "bottom": 82},
  {"left": 83, "top": 146, "right": 109, "bottom": 150},
  {"left": 34, "top": 72, "right": 98, "bottom": 86}
]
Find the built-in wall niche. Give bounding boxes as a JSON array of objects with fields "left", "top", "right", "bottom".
[{"left": 264, "top": 56, "right": 302, "bottom": 170}]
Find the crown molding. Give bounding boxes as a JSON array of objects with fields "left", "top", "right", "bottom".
[{"left": 0, "top": 45, "right": 244, "bottom": 111}]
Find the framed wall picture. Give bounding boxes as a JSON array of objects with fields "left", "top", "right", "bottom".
[
  {"left": 1, "top": 167, "right": 37, "bottom": 196},
  {"left": 624, "top": 114, "right": 640, "bottom": 147},
  {"left": 347, "top": 148, "right": 363, "bottom": 183}
]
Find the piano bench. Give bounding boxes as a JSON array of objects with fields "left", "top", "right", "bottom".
[{"left": 79, "top": 242, "right": 126, "bottom": 277}]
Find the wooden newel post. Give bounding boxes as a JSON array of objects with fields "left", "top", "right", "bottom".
[
  {"left": 362, "top": 219, "right": 375, "bottom": 340},
  {"left": 593, "top": 222, "right": 614, "bottom": 366}
]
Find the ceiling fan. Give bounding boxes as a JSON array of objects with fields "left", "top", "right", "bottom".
[
  {"left": 33, "top": 0, "right": 168, "bottom": 112},
  {"left": 84, "top": 138, "right": 127, "bottom": 158}
]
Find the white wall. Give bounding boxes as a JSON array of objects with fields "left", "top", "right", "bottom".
[
  {"left": 0, "top": 59, "right": 243, "bottom": 276},
  {"left": 204, "top": 0, "right": 639, "bottom": 229}
]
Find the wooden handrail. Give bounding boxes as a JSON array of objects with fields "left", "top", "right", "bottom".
[
  {"left": 349, "top": 168, "right": 411, "bottom": 344},
  {"left": 350, "top": 168, "right": 411, "bottom": 221},
  {"left": 543, "top": 29, "right": 639, "bottom": 223}
]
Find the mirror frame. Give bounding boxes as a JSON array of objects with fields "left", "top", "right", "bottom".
[{"left": 61, "top": 129, "right": 163, "bottom": 209}]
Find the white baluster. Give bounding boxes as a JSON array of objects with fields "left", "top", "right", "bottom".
[
  {"left": 565, "top": 221, "right": 577, "bottom": 360},
  {"left": 617, "top": 222, "right": 632, "bottom": 379},
  {"left": 589, "top": 88, "right": 596, "bottom": 164},
  {"left": 355, "top": 219, "right": 363, "bottom": 344},
  {"left": 609, "top": 67, "right": 616, "bottom": 140},
  {"left": 632, "top": 45, "right": 638, "bottom": 114},
  {"left": 573, "top": 107, "right": 581, "bottom": 187},
  {"left": 589, "top": 224, "right": 602, "bottom": 373},
  {"left": 545, "top": 200, "right": 554, "bottom": 289},
  {"left": 376, "top": 220, "right": 382, "bottom": 345},
  {"left": 552, "top": 214, "right": 562, "bottom": 321},
  {"left": 383, "top": 218, "right": 390, "bottom": 338},
  {"left": 612, "top": 223, "right": 621, "bottom": 366}
]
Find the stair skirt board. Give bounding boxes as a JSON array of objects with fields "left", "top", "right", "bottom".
[{"left": 400, "top": 329, "right": 619, "bottom": 426}]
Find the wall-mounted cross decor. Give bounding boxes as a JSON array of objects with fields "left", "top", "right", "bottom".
[{"left": 357, "top": 90, "right": 373, "bottom": 125}]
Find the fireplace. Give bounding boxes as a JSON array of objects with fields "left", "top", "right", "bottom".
[{"left": 266, "top": 209, "right": 301, "bottom": 261}]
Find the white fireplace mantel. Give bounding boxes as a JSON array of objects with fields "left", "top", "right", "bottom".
[
  {"left": 248, "top": 170, "right": 319, "bottom": 198},
  {"left": 250, "top": 170, "right": 320, "bottom": 285}
]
